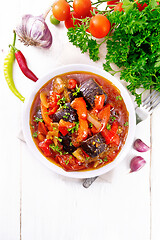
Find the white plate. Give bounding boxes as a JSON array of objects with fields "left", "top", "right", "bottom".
[{"left": 22, "top": 64, "right": 136, "bottom": 179}]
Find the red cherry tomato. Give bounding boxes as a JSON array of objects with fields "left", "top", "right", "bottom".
[
  {"left": 68, "top": 78, "right": 77, "bottom": 89},
  {"left": 135, "top": 1, "right": 148, "bottom": 11},
  {"left": 107, "top": 0, "right": 120, "bottom": 9},
  {"left": 52, "top": 0, "right": 70, "bottom": 21},
  {"left": 73, "top": 0, "right": 91, "bottom": 18},
  {"left": 114, "top": 2, "right": 124, "bottom": 12},
  {"left": 89, "top": 14, "right": 111, "bottom": 38},
  {"left": 65, "top": 12, "right": 81, "bottom": 29}
]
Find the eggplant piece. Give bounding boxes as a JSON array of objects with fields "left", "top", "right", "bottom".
[
  {"left": 80, "top": 79, "right": 107, "bottom": 107},
  {"left": 59, "top": 134, "right": 76, "bottom": 153},
  {"left": 51, "top": 103, "right": 78, "bottom": 123},
  {"left": 81, "top": 133, "right": 106, "bottom": 158}
]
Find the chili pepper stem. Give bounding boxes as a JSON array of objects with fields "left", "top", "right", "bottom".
[
  {"left": 12, "top": 31, "right": 16, "bottom": 47},
  {"left": 9, "top": 44, "right": 19, "bottom": 52}
]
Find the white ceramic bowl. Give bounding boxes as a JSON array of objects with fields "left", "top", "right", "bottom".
[{"left": 22, "top": 64, "right": 136, "bottom": 178}]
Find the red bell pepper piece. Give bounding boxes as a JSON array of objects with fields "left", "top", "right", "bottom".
[
  {"left": 58, "top": 119, "right": 75, "bottom": 136},
  {"left": 41, "top": 102, "right": 52, "bottom": 130},
  {"left": 71, "top": 97, "right": 87, "bottom": 119},
  {"left": 77, "top": 118, "right": 88, "bottom": 142},
  {"left": 98, "top": 104, "right": 111, "bottom": 131},
  {"left": 101, "top": 121, "right": 119, "bottom": 144},
  {"left": 68, "top": 79, "right": 77, "bottom": 89},
  {"left": 39, "top": 139, "right": 53, "bottom": 157}
]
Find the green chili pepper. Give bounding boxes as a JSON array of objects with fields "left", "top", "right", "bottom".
[{"left": 3, "top": 31, "right": 25, "bottom": 102}]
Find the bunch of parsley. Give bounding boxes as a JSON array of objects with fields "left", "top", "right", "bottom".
[{"left": 67, "top": 0, "right": 160, "bottom": 105}]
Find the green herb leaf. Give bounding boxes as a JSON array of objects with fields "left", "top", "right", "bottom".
[
  {"left": 34, "top": 117, "right": 43, "bottom": 123},
  {"left": 32, "top": 132, "right": 38, "bottom": 138}
]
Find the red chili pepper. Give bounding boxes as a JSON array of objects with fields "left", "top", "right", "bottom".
[
  {"left": 10, "top": 45, "right": 38, "bottom": 82},
  {"left": 68, "top": 79, "right": 77, "bottom": 89}
]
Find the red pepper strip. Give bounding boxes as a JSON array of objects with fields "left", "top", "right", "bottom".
[
  {"left": 101, "top": 121, "right": 119, "bottom": 144},
  {"left": 91, "top": 94, "right": 105, "bottom": 114},
  {"left": 39, "top": 139, "right": 53, "bottom": 157},
  {"left": 98, "top": 104, "right": 111, "bottom": 131},
  {"left": 58, "top": 119, "right": 75, "bottom": 136},
  {"left": 56, "top": 155, "right": 86, "bottom": 171},
  {"left": 10, "top": 45, "right": 38, "bottom": 82},
  {"left": 77, "top": 118, "right": 88, "bottom": 142},
  {"left": 71, "top": 97, "right": 87, "bottom": 119},
  {"left": 40, "top": 103, "right": 52, "bottom": 130},
  {"left": 68, "top": 79, "right": 77, "bottom": 89},
  {"left": 37, "top": 122, "right": 48, "bottom": 142}
]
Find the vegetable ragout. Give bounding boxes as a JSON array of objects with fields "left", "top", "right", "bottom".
[{"left": 30, "top": 71, "right": 129, "bottom": 172}]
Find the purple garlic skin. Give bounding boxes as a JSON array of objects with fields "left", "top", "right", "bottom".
[
  {"left": 130, "top": 156, "right": 146, "bottom": 173},
  {"left": 133, "top": 139, "right": 150, "bottom": 152},
  {"left": 16, "top": 14, "right": 52, "bottom": 48}
]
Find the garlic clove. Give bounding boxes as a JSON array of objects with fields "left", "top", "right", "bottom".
[
  {"left": 133, "top": 139, "right": 150, "bottom": 152},
  {"left": 130, "top": 156, "right": 146, "bottom": 173}
]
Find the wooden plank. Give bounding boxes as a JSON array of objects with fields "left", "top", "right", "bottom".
[{"left": 150, "top": 105, "right": 160, "bottom": 240}]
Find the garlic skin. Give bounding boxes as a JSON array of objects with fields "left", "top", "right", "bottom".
[
  {"left": 130, "top": 156, "right": 146, "bottom": 173},
  {"left": 16, "top": 14, "right": 52, "bottom": 48}
]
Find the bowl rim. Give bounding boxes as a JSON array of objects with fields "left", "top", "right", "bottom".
[{"left": 22, "top": 64, "right": 136, "bottom": 179}]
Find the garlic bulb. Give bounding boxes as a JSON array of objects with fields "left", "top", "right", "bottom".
[{"left": 16, "top": 14, "right": 52, "bottom": 48}]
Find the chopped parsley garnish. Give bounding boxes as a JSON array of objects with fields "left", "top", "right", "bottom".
[
  {"left": 57, "top": 97, "right": 67, "bottom": 110},
  {"left": 34, "top": 117, "right": 43, "bottom": 123},
  {"left": 65, "top": 160, "right": 69, "bottom": 165},
  {"left": 116, "top": 95, "right": 122, "bottom": 101},
  {"left": 72, "top": 84, "right": 81, "bottom": 97},
  {"left": 86, "top": 157, "right": 90, "bottom": 161},
  {"left": 111, "top": 116, "right": 116, "bottom": 122},
  {"left": 49, "top": 143, "right": 63, "bottom": 155},
  {"left": 68, "top": 122, "right": 79, "bottom": 133},
  {"left": 89, "top": 122, "right": 93, "bottom": 128},
  {"left": 54, "top": 136, "right": 62, "bottom": 142},
  {"left": 103, "top": 157, "right": 108, "bottom": 162},
  {"left": 63, "top": 112, "right": 70, "bottom": 119},
  {"left": 32, "top": 132, "right": 38, "bottom": 138},
  {"left": 124, "top": 121, "right": 129, "bottom": 126},
  {"left": 106, "top": 123, "right": 111, "bottom": 130}
]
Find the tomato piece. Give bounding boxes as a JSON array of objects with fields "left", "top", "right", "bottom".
[
  {"left": 57, "top": 154, "right": 86, "bottom": 171},
  {"left": 38, "top": 122, "right": 48, "bottom": 137},
  {"left": 94, "top": 95, "right": 105, "bottom": 111},
  {"left": 89, "top": 14, "right": 111, "bottom": 38},
  {"left": 71, "top": 97, "right": 87, "bottom": 119},
  {"left": 58, "top": 119, "right": 75, "bottom": 136},
  {"left": 135, "top": 1, "right": 148, "bottom": 11},
  {"left": 112, "top": 134, "right": 120, "bottom": 146},
  {"left": 107, "top": 0, "right": 120, "bottom": 9},
  {"left": 77, "top": 118, "right": 88, "bottom": 142},
  {"left": 114, "top": 2, "right": 124, "bottom": 12},
  {"left": 65, "top": 12, "right": 81, "bottom": 29},
  {"left": 68, "top": 78, "right": 78, "bottom": 89},
  {"left": 101, "top": 121, "right": 119, "bottom": 144},
  {"left": 98, "top": 104, "right": 111, "bottom": 131},
  {"left": 49, "top": 92, "right": 61, "bottom": 108},
  {"left": 73, "top": 0, "right": 91, "bottom": 18},
  {"left": 52, "top": 0, "right": 70, "bottom": 21},
  {"left": 39, "top": 139, "right": 53, "bottom": 157}
]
